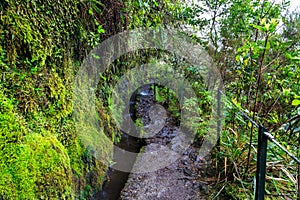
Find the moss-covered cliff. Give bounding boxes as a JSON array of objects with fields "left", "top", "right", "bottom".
[
  {"left": 0, "top": 0, "right": 185, "bottom": 198},
  {"left": 0, "top": 0, "right": 121, "bottom": 199}
]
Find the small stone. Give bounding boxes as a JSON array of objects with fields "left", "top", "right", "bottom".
[
  {"left": 194, "top": 155, "right": 201, "bottom": 163},
  {"left": 193, "top": 183, "right": 200, "bottom": 189}
]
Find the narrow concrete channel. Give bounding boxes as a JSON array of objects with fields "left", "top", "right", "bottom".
[
  {"left": 95, "top": 133, "right": 143, "bottom": 200},
  {"left": 93, "top": 85, "right": 151, "bottom": 200}
]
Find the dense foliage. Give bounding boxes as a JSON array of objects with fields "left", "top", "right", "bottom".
[{"left": 186, "top": 0, "right": 300, "bottom": 198}]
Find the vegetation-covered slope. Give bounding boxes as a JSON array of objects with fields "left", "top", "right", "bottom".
[
  {"left": 0, "top": 0, "right": 185, "bottom": 199},
  {"left": 186, "top": 0, "right": 300, "bottom": 198},
  {"left": 0, "top": 0, "right": 119, "bottom": 198}
]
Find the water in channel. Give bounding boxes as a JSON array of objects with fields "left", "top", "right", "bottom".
[{"left": 93, "top": 85, "right": 153, "bottom": 200}]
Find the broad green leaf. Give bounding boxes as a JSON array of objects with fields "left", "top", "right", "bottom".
[
  {"left": 292, "top": 99, "right": 300, "bottom": 106},
  {"left": 88, "top": 8, "right": 93, "bottom": 15},
  {"left": 251, "top": 24, "right": 265, "bottom": 32}
]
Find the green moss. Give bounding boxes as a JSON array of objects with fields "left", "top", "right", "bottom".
[
  {"left": 0, "top": 91, "right": 74, "bottom": 199},
  {"left": 0, "top": 134, "right": 74, "bottom": 199},
  {"left": 0, "top": 0, "right": 119, "bottom": 198},
  {"left": 0, "top": 92, "right": 25, "bottom": 146},
  {"left": 23, "top": 133, "right": 73, "bottom": 199}
]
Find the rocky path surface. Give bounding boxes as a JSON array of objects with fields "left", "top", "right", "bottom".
[{"left": 120, "top": 85, "right": 215, "bottom": 200}]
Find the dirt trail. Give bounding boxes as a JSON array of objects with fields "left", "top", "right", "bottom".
[{"left": 120, "top": 85, "right": 215, "bottom": 200}]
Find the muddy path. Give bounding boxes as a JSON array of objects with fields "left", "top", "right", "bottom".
[
  {"left": 97, "top": 84, "right": 216, "bottom": 200},
  {"left": 120, "top": 144, "right": 214, "bottom": 200}
]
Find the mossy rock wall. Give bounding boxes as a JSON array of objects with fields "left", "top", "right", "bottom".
[
  {"left": 0, "top": 0, "right": 187, "bottom": 198},
  {"left": 0, "top": 91, "right": 73, "bottom": 199},
  {"left": 0, "top": 0, "right": 120, "bottom": 199}
]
